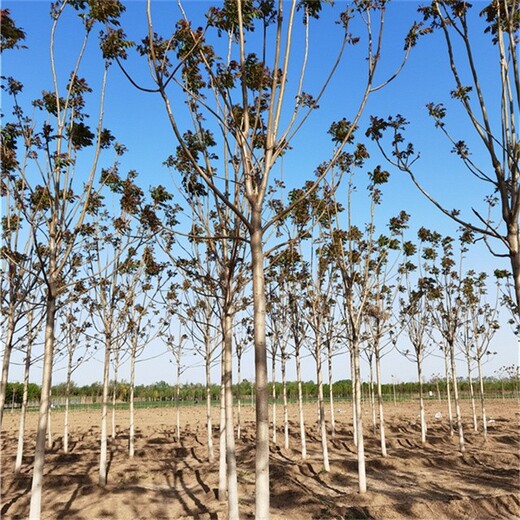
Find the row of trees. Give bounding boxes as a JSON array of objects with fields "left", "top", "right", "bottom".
[
  {"left": 6, "top": 372, "right": 520, "bottom": 408},
  {"left": 1, "top": 1, "right": 518, "bottom": 519}
]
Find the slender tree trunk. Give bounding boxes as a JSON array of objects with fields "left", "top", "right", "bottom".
[
  {"left": 353, "top": 340, "right": 366, "bottom": 493},
  {"left": 281, "top": 352, "right": 289, "bottom": 450},
  {"left": 271, "top": 350, "right": 277, "bottom": 445},
  {"left": 316, "top": 337, "right": 330, "bottom": 472},
  {"left": 111, "top": 348, "right": 120, "bottom": 441},
  {"left": 466, "top": 355, "right": 477, "bottom": 432},
  {"left": 350, "top": 349, "right": 358, "bottom": 447},
  {"left": 47, "top": 389, "right": 52, "bottom": 449},
  {"left": 15, "top": 339, "right": 32, "bottom": 475},
  {"left": 436, "top": 380, "right": 441, "bottom": 402},
  {"left": 449, "top": 341, "right": 465, "bottom": 452},
  {"left": 176, "top": 358, "right": 181, "bottom": 444},
  {"left": 223, "top": 310, "right": 239, "bottom": 520},
  {"left": 417, "top": 351, "right": 427, "bottom": 447},
  {"left": 327, "top": 341, "right": 336, "bottom": 439},
  {"left": 369, "top": 356, "right": 377, "bottom": 435},
  {"left": 508, "top": 228, "right": 520, "bottom": 311},
  {"left": 477, "top": 358, "right": 488, "bottom": 441},
  {"left": 63, "top": 349, "right": 73, "bottom": 454},
  {"left": 206, "top": 352, "right": 214, "bottom": 462},
  {"left": 29, "top": 291, "right": 57, "bottom": 520},
  {"left": 250, "top": 210, "right": 269, "bottom": 520},
  {"left": 375, "top": 346, "right": 387, "bottom": 457},
  {"left": 218, "top": 354, "right": 227, "bottom": 502},
  {"left": 0, "top": 313, "right": 16, "bottom": 429},
  {"left": 295, "top": 344, "right": 307, "bottom": 459},
  {"left": 129, "top": 335, "right": 137, "bottom": 458},
  {"left": 236, "top": 351, "right": 241, "bottom": 441},
  {"left": 99, "top": 332, "right": 112, "bottom": 486},
  {"left": 444, "top": 347, "right": 454, "bottom": 436}
]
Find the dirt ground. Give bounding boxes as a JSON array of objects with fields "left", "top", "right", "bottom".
[{"left": 1, "top": 398, "right": 519, "bottom": 519}]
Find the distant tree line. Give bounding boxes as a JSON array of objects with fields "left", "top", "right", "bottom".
[{"left": 5, "top": 373, "right": 518, "bottom": 408}]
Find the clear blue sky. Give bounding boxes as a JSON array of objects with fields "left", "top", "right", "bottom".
[{"left": 3, "top": 1, "right": 517, "bottom": 387}]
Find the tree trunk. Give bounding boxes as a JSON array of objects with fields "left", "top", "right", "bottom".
[
  {"left": 223, "top": 310, "right": 239, "bottom": 520},
  {"left": 218, "top": 354, "right": 227, "bottom": 502},
  {"left": 29, "top": 291, "right": 57, "bottom": 520},
  {"left": 47, "top": 389, "right": 53, "bottom": 449},
  {"left": 444, "top": 347, "right": 454, "bottom": 436},
  {"left": 375, "top": 346, "right": 387, "bottom": 457},
  {"left": 250, "top": 209, "right": 270, "bottom": 520},
  {"left": 353, "top": 340, "right": 367, "bottom": 493},
  {"left": 466, "top": 355, "right": 478, "bottom": 432},
  {"left": 63, "top": 349, "right": 73, "bottom": 454},
  {"left": 129, "top": 335, "right": 137, "bottom": 458},
  {"left": 99, "top": 332, "right": 112, "bottom": 486},
  {"left": 281, "top": 352, "right": 289, "bottom": 450},
  {"left": 295, "top": 344, "right": 307, "bottom": 460},
  {"left": 271, "top": 350, "right": 277, "bottom": 445},
  {"left": 327, "top": 341, "right": 336, "bottom": 439},
  {"left": 236, "top": 350, "right": 241, "bottom": 441},
  {"left": 477, "top": 358, "right": 488, "bottom": 441},
  {"left": 176, "top": 358, "right": 181, "bottom": 444},
  {"left": 316, "top": 337, "right": 330, "bottom": 472},
  {"left": 0, "top": 313, "right": 16, "bottom": 428},
  {"left": 417, "top": 351, "right": 427, "bottom": 447},
  {"left": 350, "top": 349, "right": 358, "bottom": 447},
  {"left": 449, "top": 341, "right": 465, "bottom": 452},
  {"left": 15, "top": 340, "right": 32, "bottom": 475},
  {"left": 206, "top": 352, "right": 214, "bottom": 462},
  {"left": 111, "top": 348, "right": 120, "bottom": 441},
  {"left": 508, "top": 227, "right": 520, "bottom": 310},
  {"left": 369, "top": 356, "right": 377, "bottom": 435}
]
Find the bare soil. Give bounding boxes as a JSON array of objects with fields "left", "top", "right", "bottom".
[{"left": 1, "top": 398, "right": 519, "bottom": 519}]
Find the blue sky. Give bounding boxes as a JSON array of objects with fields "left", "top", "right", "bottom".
[{"left": 3, "top": 1, "right": 517, "bottom": 387}]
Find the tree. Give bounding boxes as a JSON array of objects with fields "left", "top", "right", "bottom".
[
  {"left": 122, "top": 260, "right": 168, "bottom": 458},
  {"left": 1, "top": 3, "right": 127, "bottom": 516},
  {"left": 368, "top": 0, "right": 520, "bottom": 311},
  {"left": 327, "top": 160, "right": 409, "bottom": 489},
  {"left": 362, "top": 231, "right": 407, "bottom": 456},
  {"left": 170, "top": 174, "right": 250, "bottom": 519},
  {"left": 292, "top": 182, "right": 343, "bottom": 472},
  {"left": 286, "top": 246, "right": 311, "bottom": 460},
  {"left": 423, "top": 230, "right": 471, "bottom": 453},
  {"left": 57, "top": 299, "right": 94, "bottom": 454},
  {"left": 14, "top": 308, "right": 42, "bottom": 475},
  {"left": 399, "top": 258, "right": 434, "bottom": 447},
  {"left": 86, "top": 205, "right": 160, "bottom": 485},
  {"left": 110, "top": 1, "right": 411, "bottom": 515},
  {"left": 179, "top": 282, "right": 219, "bottom": 461},
  {"left": 461, "top": 270, "right": 500, "bottom": 439},
  {"left": 0, "top": 9, "right": 36, "bottom": 429}
]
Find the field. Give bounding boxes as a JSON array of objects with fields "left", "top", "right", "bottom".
[{"left": 1, "top": 398, "right": 519, "bottom": 519}]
